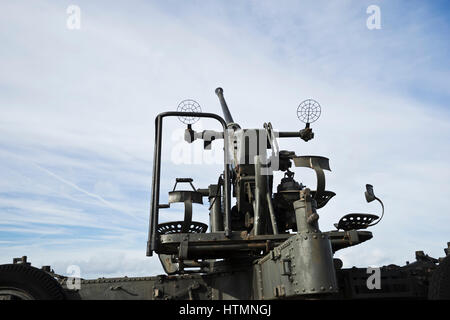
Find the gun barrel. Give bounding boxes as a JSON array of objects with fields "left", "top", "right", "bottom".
[{"left": 215, "top": 87, "right": 234, "bottom": 124}]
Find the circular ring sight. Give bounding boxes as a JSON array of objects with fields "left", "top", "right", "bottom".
[
  {"left": 297, "top": 99, "right": 321, "bottom": 124},
  {"left": 177, "top": 99, "right": 202, "bottom": 124}
]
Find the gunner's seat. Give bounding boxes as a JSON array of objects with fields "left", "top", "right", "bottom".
[{"left": 156, "top": 178, "right": 207, "bottom": 235}]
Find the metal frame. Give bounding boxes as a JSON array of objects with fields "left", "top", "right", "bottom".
[{"left": 146, "top": 111, "right": 232, "bottom": 256}]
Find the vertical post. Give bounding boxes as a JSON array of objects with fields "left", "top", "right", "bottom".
[
  {"left": 208, "top": 184, "right": 224, "bottom": 232},
  {"left": 224, "top": 158, "right": 232, "bottom": 237},
  {"left": 147, "top": 116, "right": 163, "bottom": 256},
  {"left": 266, "top": 192, "right": 279, "bottom": 235},
  {"left": 254, "top": 155, "right": 268, "bottom": 235}
]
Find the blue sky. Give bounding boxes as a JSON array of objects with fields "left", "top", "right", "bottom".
[{"left": 0, "top": 1, "right": 449, "bottom": 278}]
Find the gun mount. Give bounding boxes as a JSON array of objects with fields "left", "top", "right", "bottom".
[
  {"left": 146, "top": 89, "right": 378, "bottom": 269},
  {"left": 1, "top": 87, "right": 449, "bottom": 301}
]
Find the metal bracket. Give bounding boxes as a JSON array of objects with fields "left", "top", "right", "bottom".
[
  {"left": 415, "top": 250, "right": 438, "bottom": 263},
  {"left": 344, "top": 230, "right": 360, "bottom": 245},
  {"left": 281, "top": 259, "right": 292, "bottom": 276},
  {"left": 158, "top": 254, "right": 179, "bottom": 275},
  {"left": 274, "top": 285, "right": 286, "bottom": 297},
  {"left": 270, "top": 248, "right": 281, "bottom": 261},
  {"left": 171, "top": 281, "right": 202, "bottom": 300},
  {"left": 153, "top": 286, "right": 164, "bottom": 299},
  {"left": 13, "top": 256, "right": 31, "bottom": 266},
  {"left": 293, "top": 156, "right": 330, "bottom": 202},
  {"left": 179, "top": 235, "right": 189, "bottom": 260}
]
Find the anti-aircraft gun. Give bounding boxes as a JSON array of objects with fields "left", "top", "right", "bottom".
[
  {"left": 1, "top": 88, "right": 449, "bottom": 300},
  {"left": 140, "top": 87, "right": 449, "bottom": 299},
  {"left": 147, "top": 88, "right": 377, "bottom": 278}
]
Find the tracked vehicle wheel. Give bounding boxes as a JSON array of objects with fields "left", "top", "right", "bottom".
[
  {"left": 0, "top": 264, "right": 65, "bottom": 300},
  {"left": 428, "top": 256, "right": 450, "bottom": 300}
]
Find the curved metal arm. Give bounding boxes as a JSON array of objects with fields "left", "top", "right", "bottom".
[
  {"left": 364, "top": 184, "right": 385, "bottom": 227},
  {"left": 367, "top": 197, "right": 384, "bottom": 227},
  {"left": 292, "top": 155, "right": 331, "bottom": 203}
]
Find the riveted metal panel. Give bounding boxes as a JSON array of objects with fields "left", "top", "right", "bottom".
[{"left": 256, "top": 232, "right": 337, "bottom": 299}]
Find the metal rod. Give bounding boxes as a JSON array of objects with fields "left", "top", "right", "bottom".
[
  {"left": 278, "top": 131, "right": 302, "bottom": 138},
  {"left": 266, "top": 192, "right": 279, "bottom": 235},
  {"left": 224, "top": 164, "right": 232, "bottom": 237},
  {"left": 208, "top": 184, "right": 223, "bottom": 232}
]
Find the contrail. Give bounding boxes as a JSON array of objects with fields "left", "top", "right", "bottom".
[
  {"left": 31, "top": 162, "right": 142, "bottom": 221},
  {"left": 0, "top": 147, "right": 144, "bottom": 222}
]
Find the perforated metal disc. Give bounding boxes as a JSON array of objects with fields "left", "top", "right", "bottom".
[
  {"left": 157, "top": 221, "right": 207, "bottom": 234},
  {"left": 297, "top": 99, "right": 321, "bottom": 124},
  {"left": 177, "top": 99, "right": 202, "bottom": 124}
]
